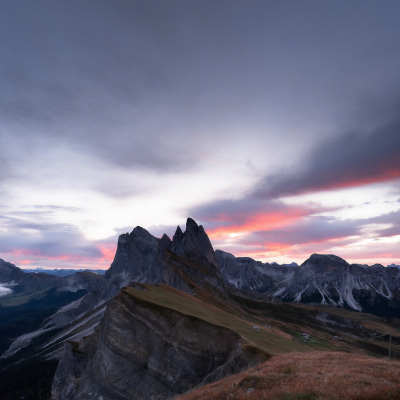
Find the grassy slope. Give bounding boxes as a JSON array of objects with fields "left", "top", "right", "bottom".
[
  {"left": 177, "top": 351, "right": 400, "bottom": 400},
  {"left": 124, "top": 284, "right": 311, "bottom": 355},
  {"left": 124, "top": 284, "right": 400, "bottom": 358}
]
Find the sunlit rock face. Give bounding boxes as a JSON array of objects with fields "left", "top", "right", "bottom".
[
  {"left": 52, "top": 290, "right": 258, "bottom": 400},
  {"left": 216, "top": 251, "right": 400, "bottom": 317}
]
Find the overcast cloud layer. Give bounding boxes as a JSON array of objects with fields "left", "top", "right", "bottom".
[{"left": 1, "top": 1, "right": 399, "bottom": 269}]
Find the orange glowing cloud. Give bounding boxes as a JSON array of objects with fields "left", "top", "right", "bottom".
[
  {"left": 206, "top": 207, "right": 311, "bottom": 240},
  {"left": 5, "top": 244, "right": 116, "bottom": 269},
  {"left": 233, "top": 242, "right": 294, "bottom": 259},
  {"left": 99, "top": 244, "right": 117, "bottom": 265}
]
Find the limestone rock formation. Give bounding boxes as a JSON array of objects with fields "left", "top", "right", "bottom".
[
  {"left": 216, "top": 251, "right": 400, "bottom": 317},
  {"left": 105, "top": 226, "right": 160, "bottom": 287}
]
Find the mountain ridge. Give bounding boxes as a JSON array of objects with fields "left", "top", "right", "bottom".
[{"left": 1, "top": 218, "right": 400, "bottom": 400}]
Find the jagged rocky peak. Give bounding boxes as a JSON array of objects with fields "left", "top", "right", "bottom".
[
  {"left": 172, "top": 225, "right": 184, "bottom": 243},
  {"left": 101, "top": 217, "right": 222, "bottom": 295},
  {"left": 300, "top": 253, "right": 349, "bottom": 270},
  {"left": 105, "top": 225, "right": 160, "bottom": 285},
  {"left": 172, "top": 217, "right": 218, "bottom": 268}
]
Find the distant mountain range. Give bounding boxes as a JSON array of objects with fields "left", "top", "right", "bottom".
[
  {"left": 1, "top": 218, "right": 400, "bottom": 400},
  {"left": 22, "top": 268, "right": 106, "bottom": 277},
  {"left": 217, "top": 250, "right": 400, "bottom": 317}
]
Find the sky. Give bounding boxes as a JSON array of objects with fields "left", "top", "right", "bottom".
[{"left": 1, "top": 0, "right": 399, "bottom": 269}]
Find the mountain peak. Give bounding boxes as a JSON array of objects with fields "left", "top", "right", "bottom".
[
  {"left": 301, "top": 253, "right": 349, "bottom": 268},
  {"left": 105, "top": 227, "right": 159, "bottom": 285},
  {"left": 186, "top": 217, "right": 199, "bottom": 230},
  {"left": 172, "top": 225, "right": 184, "bottom": 245},
  {"left": 172, "top": 218, "right": 218, "bottom": 269},
  {"left": 130, "top": 225, "right": 153, "bottom": 237}
]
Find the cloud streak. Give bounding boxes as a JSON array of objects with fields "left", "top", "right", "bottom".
[
  {"left": 256, "top": 101, "right": 400, "bottom": 199},
  {"left": 192, "top": 197, "right": 330, "bottom": 239},
  {"left": 0, "top": 208, "right": 117, "bottom": 268}
]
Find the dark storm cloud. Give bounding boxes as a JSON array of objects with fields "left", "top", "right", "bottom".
[
  {"left": 192, "top": 197, "right": 271, "bottom": 226},
  {"left": 0, "top": 1, "right": 211, "bottom": 172},
  {"left": 2, "top": 0, "right": 283, "bottom": 172},
  {"left": 2, "top": 0, "right": 400, "bottom": 178},
  {"left": 255, "top": 95, "right": 400, "bottom": 199}
]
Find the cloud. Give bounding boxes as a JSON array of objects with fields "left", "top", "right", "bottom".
[
  {"left": 0, "top": 1, "right": 209, "bottom": 175},
  {"left": 241, "top": 210, "right": 400, "bottom": 250},
  {"left": 255, "top": 96, "right": 400, "bottom": 199},
  {"left": 364, "top": 210, "right": 400, "bottom": 238},
  {"left": 4, "top": 1, "right": 399, "bottom": 181},
  {"left": 188, "top": 91, "right": 400, "bottom": 258},
  {"left": 0, "top": 207, "right": 118, "bottom": 268},
  {"left": 0, "top": 285, "right": 13, "bottom": 297},
  {"left": 242, "top": 216, "right": 360, "bottom": 246},
  {"left": 192, "top": 197, "right": 332, "bottom": 240}
]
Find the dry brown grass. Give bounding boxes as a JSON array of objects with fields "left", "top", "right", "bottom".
[{"left": 178, "top": 351, "right": 400, "bottom": 400}]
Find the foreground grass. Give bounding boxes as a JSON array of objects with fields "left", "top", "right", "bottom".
[{"left": 178, "top": 351, "right": 400, "bottom": 400}]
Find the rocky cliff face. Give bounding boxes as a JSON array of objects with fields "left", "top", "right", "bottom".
[
  {"left": 52, "top": 289, "right": 259, "bottom": 400},
  {"left": 217, "top": 251, "right": 400, "bottom": 317},
  {"left": 105, "top": 226, "right": 161, "bottom": 287}
]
